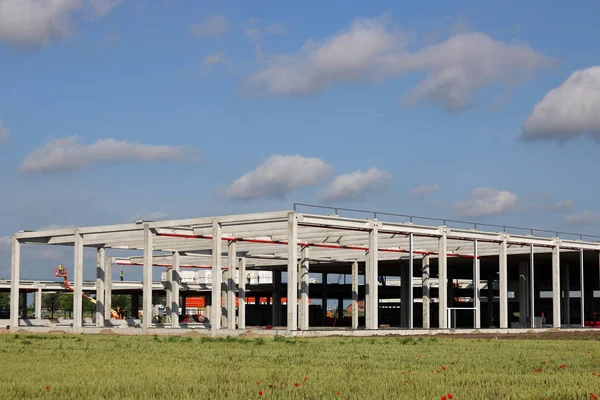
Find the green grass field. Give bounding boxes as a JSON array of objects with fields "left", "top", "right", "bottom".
[{"left": 2, "top": 333, "right": 600, "bottom": 399}]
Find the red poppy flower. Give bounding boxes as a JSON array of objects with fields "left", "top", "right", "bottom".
[
  {"left": 441, "top": 396, "right": 447, "bottom": 400},
  {"left": 590, "top": 393, "right": 597, "bottom": 400},
  {"left": 448, "top": 394, "right": 453, "bottom": 399},
  {"left": 402, "top": 371, "right": 405, "bottom": 375},
  {"left": 45, "top": 386, "right": 50, "bottom": 391},
  {"left": 408, "top": 370, "right": 412, "bottom": 373},
  {"left": 560, "top": 364, "right": 566, "bottom": 369},
  {"left": 258, "top": 390, "right": 263, "bottom": 396},
  {"left": 304, "top": 377, "right": 309, "bottom": 381},
  {"left": 542, "top": 361, "right": 546, "bottom": 365},
  {"left": 403, "top": 380, "right": 407, "bottom": 384},
  {"left": 442, "top": 366, "right": 446, "bottom": 371},
  {"left": 294, "top": 383, "right": 299, "bottom": 387},
  {"left": 256, "top": 382, "right": 260, "bottom": 385},
  {"left": 593, "top": 372, "right": 597, "bottom": 376},
  {"left": 336, "top": 392, "right": 341, "bottom": 396},
  {"left": 450, "top": 362, "right": 455, "bottom": 365},
  {"left": 280, "top": 382, "right": 284, "bottom": 386}
]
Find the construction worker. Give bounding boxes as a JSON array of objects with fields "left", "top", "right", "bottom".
[
  {"left": 58, "top": 264, "right": 64, "bottom": 275},
  {"left": 246, "top": 272, "right": 251, "bottom": 285},
  {"left": 120, "top": 270, "right": 124, "bottom": 281}
]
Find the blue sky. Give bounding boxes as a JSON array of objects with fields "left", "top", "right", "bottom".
[{"left": 1, "top": 0, "right": 600, "bottom": 279}]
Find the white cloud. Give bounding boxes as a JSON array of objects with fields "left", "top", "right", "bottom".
[
  {"left": 242, "top": 16, "right": 552, "bottom": 110},
  {"left": 0, "top": 0, "right": 80, "bottom": 47},
  {"left": 0, "top": 119, "right": 9, "bottom": 142},
  {"left": 409, "top": 184, "right": 439, "bottom": 198},
  {"left": 454, "top": 188, "right": 519, "bottom": 218},
  {"left": 521, "top": 66, "right": 600, "bottom": 141},
  {"left": 88, "top": 0, "right": 121, "bottom": 16},
  {"left": 203, "top": 52, "right": 225, "bottom": 65},
  {"left": 226, "top": 155, "right": 332, "bottom": 199},
  {"left": 246, "top": 22, "right": 286, "bottom": 40},
  {"left": 19, "top": 136, "right": 194, "bottom": 174},
  {"left": 561, "top": 211, "right": 600, "bottom": 226},
  {"left": 190, "top": 15, "right": 228, "bottom": 37},
  {"left": 547, "top": 199, "right": 574, "bottom": 212},
  {"left": 0, "top": 236, "right": 11, "bottom": 249},
  {"left": 0, "top": 0, "right": 122, "bottom": 48},
  {"left": 133, "top": 211, "right": 168, "bottom": 221},
  {"left": 319, "top": 168, "right": 391, "bottom": 202}
]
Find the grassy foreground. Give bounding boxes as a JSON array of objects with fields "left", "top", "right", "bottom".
[{"left": 2, "top": 333, "right": 600, "bottom": 399}]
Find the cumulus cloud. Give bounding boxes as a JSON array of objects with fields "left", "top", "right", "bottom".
[
  {"left": 409, "top": 184, "right": 439, "bottom": 198},
  {"left": 200, "top": 52, "right": 227, "bottom": 73},
  {"left": 88, "top": 0, "right": 121, "bottom": 16},
  {"left": 226, "top": 155, "right": 332, "bottom": 199},
  {"left": 0, "top": 119, "right": 9, "bottom": 142},
  {"left": 454, "top": 188, "right": 519, "bottom": 218},
  {"left": 561, "top": 211, "right": 600, "bottom": 226},
  {"left": 19, "top": 136, "right": 195, "bottom": 174},
  {"left": 0, "top": 0, "right": 122, "bottom": 48},
  {"left": 521, "top": 66, "right": 600, "bottom": 141},
  {"left": 547, "top": 199, "right": 574, "bottom": 212},
  {"left": 319, "top": 167, "right": 391, "bottom": 202},
  {"left": 0, "top": 0, "right": 80, "bottom": 47},
  {"left": 190, "top": 15, "right": 229, "bottom": 37},
  {"left": 242, "top": 16, "right": 552, "bottom": 110}
]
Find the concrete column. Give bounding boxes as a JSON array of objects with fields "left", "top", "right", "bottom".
[
  {"left": 408, "top": 233, "right": 414, "bottom": 329},
  {"left": 530, "top": 246, "right": 535, "bottom": 328},
  {"left": 152, "top": 292, "right": 159, "bottom": 319},
  {"left": 422, "top": 255, "right": 430, "bottom": 329},
  {"left": 337, "top": 298, "right": 343, "bottom": 322},
  {"left": 299, "top": 246, "right": 310, "bottom": 330},
  {"left": 35, "top": 283, "right": 42, "bottom": 324},
  {"left": 561, "top": 263, "right": 570, "bottom": 326},
  {"left": 400, "top": 264, "right": 409, "bottom": 328},
  {"left": 142, "top": 224, "right": 153, "bottom": 331},
  {"left": 181, "top": 295, "right": 187, "bottom": 317},
  {"left": 165, "top": 267, "right": 172, "bottom": 322},
  {"left": 552, "top": 242, "right": 561, "bottom": 328},
  {"left": 272, "top": 270, "right": 282, "bottom": 326},
  {"left": 131, "top": 294, "right": 139, "bottom": 319},
  {"left": 105, "top": 256, "right": 113, "bottom": 320},
  {"left": 227, "top": 241, "right": 237, "bottom": 330},
  {"left": 20, "top": 292, "right": 27, "bottom": 319},
  {"left": 518, "top": 262, "right": 530, "bottom": 327},
  {"left": 499, "top": 237, "right": 508, "bottom": 329},
  {"left": 221, "top": 263, "right": 229, "bottom": 328},
  {"left": 73, "top": 230, "right": 83, "bottom": 332},
  {"left": 10, "top": 236, "right": 21, "bottom": 331},
  {"left": 580, "top": 249, "right": 585, "bottom": 328},
  {"left": 367, "top": 220, "right": 379, "bottom": 329},
  {"left": 96, "top": 248, "right": 105, "bottom": 328},
  {"left": 487, "top": 278, "right": 494, "bottom": 327},
  {"left": 171, "top": 251, "right": 180, "bottom": 328},
  {"left": 211, "top": 219, "right": 222, "bottom": 334},
  {"left": 352, "top": 260, "right": 359, "bottom": 329},
  {"left": 287, "top": 212, "right": 298, "bottom": 331},
  {"left": 238, "top": 257, "right": 246, "bottom": 329},
  {"left": 474, "top": 240, "right": 481, "bottom": 329},
  {"left": 438, "top": 229, "right": 448, "bottom": 329},
  {"left": 321, "top": 272, "right": 328, "bottom": 326}
]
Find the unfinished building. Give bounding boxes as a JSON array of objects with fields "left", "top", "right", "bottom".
[{"left": 4, "top": 204, "right": 600, "bottom": 334}]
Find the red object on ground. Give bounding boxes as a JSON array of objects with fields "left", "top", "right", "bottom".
[
  {"left": 294, "top": 383, "right": 299, "bottom": 387},
  {"left": 258, "top": 390, "right": 263, "bottom": 396},
  {"left": 441, "top": 396, "right": 447, "bottom": 400},
  {"left": 448, "top": 394, "right": 454, "bottom": 399}
]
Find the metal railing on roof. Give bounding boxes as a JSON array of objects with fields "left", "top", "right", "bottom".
[{"left": 293, "top": 203, "right": 600, "bottom": 242}]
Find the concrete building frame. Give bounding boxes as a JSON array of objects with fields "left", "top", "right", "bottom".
[{"left": 7, "top": 205, "right": 600, "bottom": 334}]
